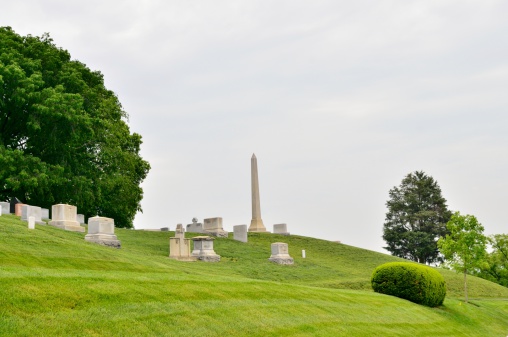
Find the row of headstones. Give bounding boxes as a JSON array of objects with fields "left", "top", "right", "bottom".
[
  {"left": 0, "top": 201, "right": 86, "bottom": 225},
  {"left": 169, "top": 224, "right": 294, "bottom": 265},
  {"left": 184, "top": 217, "right": 290, "bottom": 239},
  {"left": 1, "top": 201, "right": 121, "bottom": 249}
]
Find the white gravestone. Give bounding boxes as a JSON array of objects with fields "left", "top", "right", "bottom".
[
  {"left": 302, "top": 250, "right": 306, "bottom": 258},
  {"left": 21, "top": 205, "right": 45, "bottom": 224},
  {"left": 85, "top": 216, "right": 121, "bottom": 248},
  {"left": 273, "top": 223, "right": 290, "bottom": 236},
  {"left": 268, "top": 242, "right": 294, "bottom": 265},
  {"left": 186, "top": 218, "right": 204, "bottom": 233},
  {"left": 203, "top": 217, "right": 228, "bottom": 238},
  {"left": 233, "top": 225, "right": 248, "bottom": 243},
  {"left": 41, "top": 208, "right": 49, "bottom": 220},
  {"left": 49, "top": 204, "right": 84, "bottom": 232},
  {"left": 191, "top": 236, "right": 220, "bottom": 262},
  {"left": 169, "top": 224, "right": 196, "bottom": 261},
  {"left": 77, "top": 214, "right": 85, "bottom": 224},
  {"left": 28, "top": 216, "right": 35, "bottom": 229},
  {"left": 0, "top": 202, "right": 9, "bottom": 214}
]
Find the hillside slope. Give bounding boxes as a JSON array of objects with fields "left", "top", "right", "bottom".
[{"left": 1, "top": 214, "right": 507, "bottom": 336}]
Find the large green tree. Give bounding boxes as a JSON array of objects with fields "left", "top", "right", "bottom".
[
  {"left": 0, "top": 27, "right": 150, "bottom": 228},
  {"left": 477, "top": 234, "right": 508, "bottom": 287},
  {"left": 438, "top": 212, "right": 488, "bottom": 303},
  {"left": 383, "top": 171, "right": 452, "bottom": 264}
]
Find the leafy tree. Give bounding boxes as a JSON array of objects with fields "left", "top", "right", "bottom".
[
  {"left": 438, "top": 212, "right": 488, "bottom": 303},
  {"left": 383, "top": 171, "right": 452, "bottom": 264},
  {"left": 0, "top": 27, "right": 150, "bottom": 227},
  {"left": 477, "top": 234, "right": 508, "bottom": 287}
]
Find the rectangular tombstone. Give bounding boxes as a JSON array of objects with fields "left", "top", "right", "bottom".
[
  {"left": 273, "top": 223, "right": 290, "bottom": 235},
  {"left": 0, "top": 202, "right": 9, "bottom": 214},
  {"left": 233, "top": 225, "right": 248, "bottom": 243},
  {"left": 169, "top": 227, "right": 195, "bottom": 262},
  {"left": 49, "top": 204, "right": 84, "bottom": 232},
  {"left": 15, "top": 203, "right": 25, "bottom": 216},
  {"left": 268, "top": 242, "right": 294, "bottom": 265},
  {"left": 191, "top": 236, "right": 220, "bottom": 262},
  {"left": 41, "top": 208, "right": 49, "bottom": 220},
  {"left": 28, "top": 216, "right": 35, "bottom": 229},
  {"left": 77, "top": 214, "right": 85, "bottom": 224},
  {"left": 22, "top": 205, "right": 44, "bottom": 224},
  {"left": 85, "top": 216, "right": 121, "bottom": 248},
  {"left": 186, "top": 222, "right": 203, "bottom": 233},
  {"left": 160, "top": 227, "right": 169, "bottom": 231},
  {"left": 203, "top": 217, "right": 228, "bottom": 238}
]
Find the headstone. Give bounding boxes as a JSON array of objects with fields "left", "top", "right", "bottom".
[
  {"left": 0, "top": 207, "right": 2, "bottom": 216},
  {"left": 14, "top": 203, "right": 25, "bottom": 216},
  {"left": 186, "top": 217, "right": 204, "bottom": 233},
  {"left": 49, "top": 204, "right": 84, "bottom": 232},
  {"left": 21, "top": 205, "right": 45, "bottom": 224},
  {"left": 41, "top": 208, "right": 50, "bottom": 220},
  {"left": 77, "top": 214, "right": 85, "bottom": 224},
  {"left": 268, "top": 242, "right": 294, "bottom": 265},
  {"left": 249, "top": 154, "right": 267, "bottom": 232},
  {"left": 0, "top": 202, "right": 9, "bottom": 214},
  {"left": 85, "top": 216, "right": 121, "bottom": 248},
  {"left": 160, "top": 227, "right": 169, "bottom": 231},
  {"left": 203, "top": 217, "right": 228, "bottom": 238},
  {"left": 191, "top": 236, "right": 220, "bottom": 262},
  {"left": 169, "top": 224, "right": 195, "bottom": 261},
  {"left": 9, "top": 197, "right": 21, "bottom": 213},
  {"left": 28, "top": 216, "right": 35, "bottom": 229},
  {"left": 233, "top": 225, "right": 248, "bottom": 243},
  {"left": 273, "top": 223, "right": 290, "bottom": 236},
  {"left": 302, "top": 250, "right": 306, "bottom": 258}
]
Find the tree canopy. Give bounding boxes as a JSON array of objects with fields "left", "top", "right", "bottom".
[
  {"left": 382, "top": 171, "right": 452, "bottom": 264},
  {"left": 478, "top": 234, "right": 508, "bottom": 288},
  {"left": 0, "top": 27, "right": 150, "bottom": 228},
  {"left": 438, "top": 212, "right": 488, "bottom": 303}
]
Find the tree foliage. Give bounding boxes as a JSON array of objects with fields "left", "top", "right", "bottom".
[
  {"left": 477, "top": 234, "right": 508, "bottom": 287},
  {"left": 0, "top": 27, "right": 150, "bottom": 228},
  {"left": 382, "top": 171, "right": 452, "bottom": 264},
  {"left": 438, "top": 212, "right": 488, "bottom": 303}
]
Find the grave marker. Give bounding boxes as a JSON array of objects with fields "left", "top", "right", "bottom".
[
  {"left": 233, "top": 225, "right": 248, "bottom": 242},
  {"left": 85, "top": 216, "right": 121, "bottom": 248},
  {"left": 49, "top": 204, "right": 84, "bottom": 232},
  {"left": 268, "top": 242, "right": 294, "bottom": 265},
  {"left": 191, "top": 236, "right": 220, "bottom": 262}
]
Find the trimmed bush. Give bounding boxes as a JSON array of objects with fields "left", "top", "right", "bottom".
[{"left": 371, "top": 262, "right": 446, "bottom": 307}]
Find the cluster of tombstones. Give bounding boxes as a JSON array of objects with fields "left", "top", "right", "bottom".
[
  {"left": 0, "top": 198, "right": 121, "bottom": 248},
  {"left": 169, "top": 218, "right": 294, "bottom": 265}
]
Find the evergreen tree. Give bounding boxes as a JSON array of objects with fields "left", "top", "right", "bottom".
[{"left": 383, "top": 171, "right": 452, "bottom": 264}]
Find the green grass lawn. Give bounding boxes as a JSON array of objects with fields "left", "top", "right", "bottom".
[{"left": 1, "top": 214, "right": 507, "bottom": 336}]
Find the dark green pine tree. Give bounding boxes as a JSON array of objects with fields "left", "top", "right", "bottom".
[{"left": 383, "top": 171, "right": 452, "bottom": 264}]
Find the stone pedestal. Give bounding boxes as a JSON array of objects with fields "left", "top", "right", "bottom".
[
  {"left": 85, "top": 216, "right": 121, "bottom": 248},
  {"left": 203, "top": 217, "right": 228, "bottom": 237},
  {"left": 233, "top": 225, "right": 248, "bottom": 242},
  {"left": 273, "top": 223, "right": 290, "bottom": 236},
  {"left": 21, "top": 205, "right": 45, "bottom": 225},
  {"left": 169, "top": 224, "right": 196, "bottom": 261},
  {"left": 192, "top": 236, "right": 220, "bottom": 262},
  {"left": 49, "top": 204, "right": 84, "bottom": 232},
  {"left": 268, "top": 242, "right": 294, "bottom": 265}
]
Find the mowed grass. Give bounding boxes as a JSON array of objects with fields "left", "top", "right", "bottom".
[{"left": 1, "top": 214, "right": 508, "bottom": 336}]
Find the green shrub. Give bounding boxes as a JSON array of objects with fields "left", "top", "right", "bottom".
[{"left": 371, "top": 262, "right": 446, "bottom": 307}]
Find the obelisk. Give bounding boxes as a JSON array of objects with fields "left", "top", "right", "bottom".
[{"left": 249, "top": 153, "right": 267, "bottom": 232}]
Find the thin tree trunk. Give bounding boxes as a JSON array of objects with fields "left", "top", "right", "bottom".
[{"left": 464, "top": 269, "right": 468, "bottom": 303}]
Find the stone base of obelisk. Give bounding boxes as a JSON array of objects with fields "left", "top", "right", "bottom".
[{"left": 249, "top": 219, "right": 268, "bottom": 232}]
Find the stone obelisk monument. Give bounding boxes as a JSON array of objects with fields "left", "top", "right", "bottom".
[{"left": 249, "top": 153, "right": 267, "bottom": 232}]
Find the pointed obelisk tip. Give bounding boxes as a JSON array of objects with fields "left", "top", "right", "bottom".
[{"left": 252, "top": 153, "right": 256, "bottom": 159}]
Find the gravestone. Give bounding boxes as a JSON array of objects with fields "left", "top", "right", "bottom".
[
  {"left": 41, "top": 208, "right": 50, "bottom": 220},
  {"left": 10, "top": 197, "right": 21, "bottom": 213},
  {"left": 186, "top": 217, "right": 204, "bottom": 233},
  {"left": 0, "top": 202, "right": 9, "bottom": 214},
  {"left": 160, "top": 227, "right": 169, "bottom": 231},
  {"left": 49, "top": 204, "right": 84, "bottom": 232},
  {"left": 233, "top": 225, "right": 248, "bottom": 243},
  {"left": 21, "top": 205, "right": 45, "bottom": 224},
  {"left": 28, "top": 216, "right": 35, "bottom": 230},
  {"left": 77, "top": 214, "right": 85, "bottom": 224},
  {"left": 268, "top": 242, "right": 294, "bottom": 265},
  {"left": 85, "top": 216, "right": 121, "bottom": 248},
  {"left": 191, "top": 236, "right": 220, "bottom": 262},
  {"left": 203, "top": 217, "right": 228, "bottom": 238},
  {"left": 273, "top": 223, "right": 290, "bottom": 236},
  {"left": 169, "top": 224, "right": 195, "bottom": 261},
  {"left": 15, "top": 203, "right": 25, "bottom": 216}
]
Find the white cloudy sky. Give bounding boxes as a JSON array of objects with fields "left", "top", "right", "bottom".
[{"left": 2, "top": 1, "right": 507, "bottom": 253}]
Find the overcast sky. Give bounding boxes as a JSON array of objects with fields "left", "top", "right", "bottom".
[{"left": 2, "top": 1, "right": 507, "bottom": 253}]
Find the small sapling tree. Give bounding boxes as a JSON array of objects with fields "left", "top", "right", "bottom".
[{"left": 438, "top": 212, "right": 487, "bottom": 303}]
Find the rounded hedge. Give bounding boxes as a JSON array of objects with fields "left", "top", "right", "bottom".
[{"left": 371, "top": 262, "right": 446, "bottom": 307}]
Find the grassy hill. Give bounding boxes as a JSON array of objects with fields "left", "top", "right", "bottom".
[{"left": 1, "top": 214, "right": 507, "bottom": 336}]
